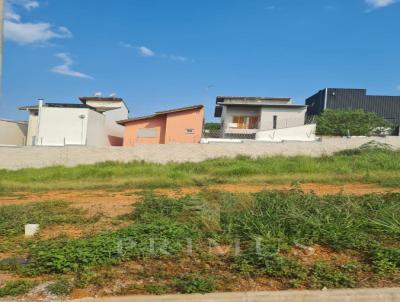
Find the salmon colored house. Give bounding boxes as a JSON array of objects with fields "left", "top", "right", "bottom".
[{"left": 117, "top": 105, "right": 204, "bottom": 146}]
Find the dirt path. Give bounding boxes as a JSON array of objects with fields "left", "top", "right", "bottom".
[{"left": 1, "top": 183, "right": 399, "bottom": 212}]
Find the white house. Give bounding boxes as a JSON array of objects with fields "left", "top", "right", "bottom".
[
  {"left": 214, "top": 96, "right": 316, "bottom": 142},
  {"left": 79, "top": 96, "right": 129, "bottom": 146},
  {"left": 0, "top": 119, "right": 28, "bottom": 146},
  {"left": 20, "top": 97, "right": 129, "bottom": 147}
]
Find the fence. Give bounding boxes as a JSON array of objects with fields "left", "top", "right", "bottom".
[
  {"left": 203, "top": 117, "right": 317, "bottom": 140},
  {"left": 202, "top": 129, "right": 256, "bottom": 140}
]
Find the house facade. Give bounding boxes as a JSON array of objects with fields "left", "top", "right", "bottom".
[
  {"left": 118, "top": 105, "right": 204, "bottom": 146},
  {"left": 20, "top": 97, "right": 129, "bottom": 147},
  {"left": 306, "top": 88, "right": 400, "bottom": 134},
  {"left": 214, "top": 96, "right": 308, "bottom": 139},
  {"left": 0, "top": 119, "right": 28, "bottom": 146},
  {"left": 79, "top": 97, "right": 129, "bottom": 146}
]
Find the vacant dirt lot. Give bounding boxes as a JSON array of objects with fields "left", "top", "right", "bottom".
[
  {"left": 1, "top": 183, "right": 399, "bottom": 213},
  {"left": 1, "top": 181, "right": 400, "bottom": 300}
]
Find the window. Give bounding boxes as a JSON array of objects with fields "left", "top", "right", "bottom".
[
  {"left": 248, "top": 116, "right": 259, "bottom": 129},
  {"left": 137, "top": 128, "right": 157, "bottom": 138},
  {"left": 232, "top": 116, "right": 259, "bottom": 129}
]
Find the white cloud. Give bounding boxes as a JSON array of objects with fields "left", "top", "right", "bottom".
[
  {"left": 119, "top": 41, "right": 133, "bottom": 48},
  {"left": 119, "top": 42, "right": 156, "bottom": 58},
  {"left": 5, "top": 21, "right": 72, "bottom": 44},
  {"left": 51, "top": 53, "right": 93, "bottom": 79},
  {"left": 5, "top": 10, "right": 21, "bottom": 21},
  {"left": 138, "top": 46, "right": 155, "bottom": 57},
  {"left": 167, "top": 55, "right": 189, "bottom": 62},
  {"left": 9, "top": 0, "right": 39, "bottom": 10},
  {"left": 4, "top": 0, "right": 72, "bottom": 45},
  {"left": 366, "top": 0, "right": 397, "bottom": 8},
  {"left": 120, "top": 42, "right": 190, "bottom": 62}
]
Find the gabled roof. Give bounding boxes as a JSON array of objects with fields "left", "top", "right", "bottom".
[
  {"left": 19, "top": 103, "right": 94, "bottom": 111},
  {"left": 117, "top": 105, "right": 203, "bottom": 125},
  {"left": 216, "top": 96, "right": 292, "bottom": 103},
  {"left": 79, "top": 96, "right": 124, "bottom": 103},
  {"left": 214, "top": 96, "right": 306, "bottom": 117},
  {"left": 79, "top": 96, "right": 129, "bottom": 112},
  {"left": 216, "top": 102, "right": 307, "bottom": 108}
]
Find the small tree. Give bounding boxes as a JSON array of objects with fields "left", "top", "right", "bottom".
[
  {"left": 316, "top": 109, "right": 392, "bottom": 136},
  {"left": 204, "top": 123, "right": 221, "bottom": 130}
]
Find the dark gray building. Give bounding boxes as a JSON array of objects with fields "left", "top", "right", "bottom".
[{"left": 306, "top": 88, "right": 400, "bottom": 133}]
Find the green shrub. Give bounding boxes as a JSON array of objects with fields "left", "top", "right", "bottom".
[
  {"left": 174, "top": 275, "right": 216, "bottom": 294},
  {"left": 308, "top": 262, "right": 355, "bottom": 289},
  {"left": 316, "top": 109, "right": 392, "bottom": 136},
  {"left": 47, "top": 277, "right": 73, "bottom": 295},
  {"left": 204, "top": 123, "right": 221, "bottom": 130},
  {"left": 0, "top": 280, "right": 35, "bottom": 297},
  {"left": 144, "top": 284, "right": 169, "bottom": 295},
  {"left": 233, "top": 241, "right": 306, "bottom": 281},
  {"left": 371, "top": 247, "right": 400, "bottom": 274}
]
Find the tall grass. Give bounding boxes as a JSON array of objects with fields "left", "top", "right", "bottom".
[
  {"left": 0, "top": 149, "right": 400, "bottom": 192},
  {"left": 6, "top": 191, "right": 399, "bottom": 288}
]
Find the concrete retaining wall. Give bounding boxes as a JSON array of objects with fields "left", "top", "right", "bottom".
[
  {"left": 0, "top": 137, "right": 399, "bottom": 170},
  {"left": 73, "top": 287, "right": 400, "bottom": 302}
]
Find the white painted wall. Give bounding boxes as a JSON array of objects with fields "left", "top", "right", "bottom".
[
  {"left": 26, "top": 113, "right": 38, "bottom": 146},
  {"left": 37, "top": 107, "right": 90, "bottom": 146},
  {"left": 86, "top": 109, "right": 108, "bottom": 146},
  {"left": 259, "top": 107, "right": 307, "bottom": 131},
  {"left": 36, "top": 107, "right": 109, "bottom": 146},
  {"left": 256, "top": 124, "right": 317, "bottom": 142},
  {"left": 103, "top": 103, "right": 128, "bottom": 139},
  {"left": 0, "top": 120, "right": 27, "bottom": 146}
]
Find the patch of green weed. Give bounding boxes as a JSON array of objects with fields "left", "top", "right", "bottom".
[
  {"left": 174, "top": 274, "right": 216, "bottom": 294},
  {"left": 308, "top": 262, "right": 355, "bottom": 289},
  {"left": 0, "top": 200, "right": 88, "bottom": 237},
  {"left": 144, "top": 284, "right": 169, "bottom": 295},
  {"left": 0, "top": 280, "right": 36, "bottom": 297},
  {"left": 47, "top": 277, "right": 73, "bottom": 296}
]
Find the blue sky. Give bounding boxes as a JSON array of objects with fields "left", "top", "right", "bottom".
[{"left": 2, "top": 0, "right": 400, "bottom": 121}]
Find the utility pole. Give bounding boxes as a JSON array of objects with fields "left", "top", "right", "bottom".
[{"left": 0, "top": 0, "right": 4, "bottom": 95}]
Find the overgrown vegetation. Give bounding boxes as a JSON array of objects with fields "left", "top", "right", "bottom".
[
  {"left": 203, "top": 123, "right": 221, "bottom": 130},
  {"left": 316, "top": 109, "right": 392, "bottom": 136},
  {"left": 46, "top": 277, "right": 74, "bottom": 296},
  {"left": 0, "top": 200, "right": 93, "bottom": 255},
  {"left": 23, "top": 221, "right": 198, "bottom": 275},
  {"left": 0, "top": 280, "right": 36, "bottom": 297},
  {"left": 2, "top": 192, "right": 398, "bottom": 294},
  {"left": 307, "top": 262, "right": 355, "bottom": 289},
  {"left": 174, "top": 274, "right": 216, "bottom": 293},
  {"left": 0, "top": 147, "right": 400, "bottom": 192},
  {"left": 0, "top": 201, "right": 88, "bottom": 237}
]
